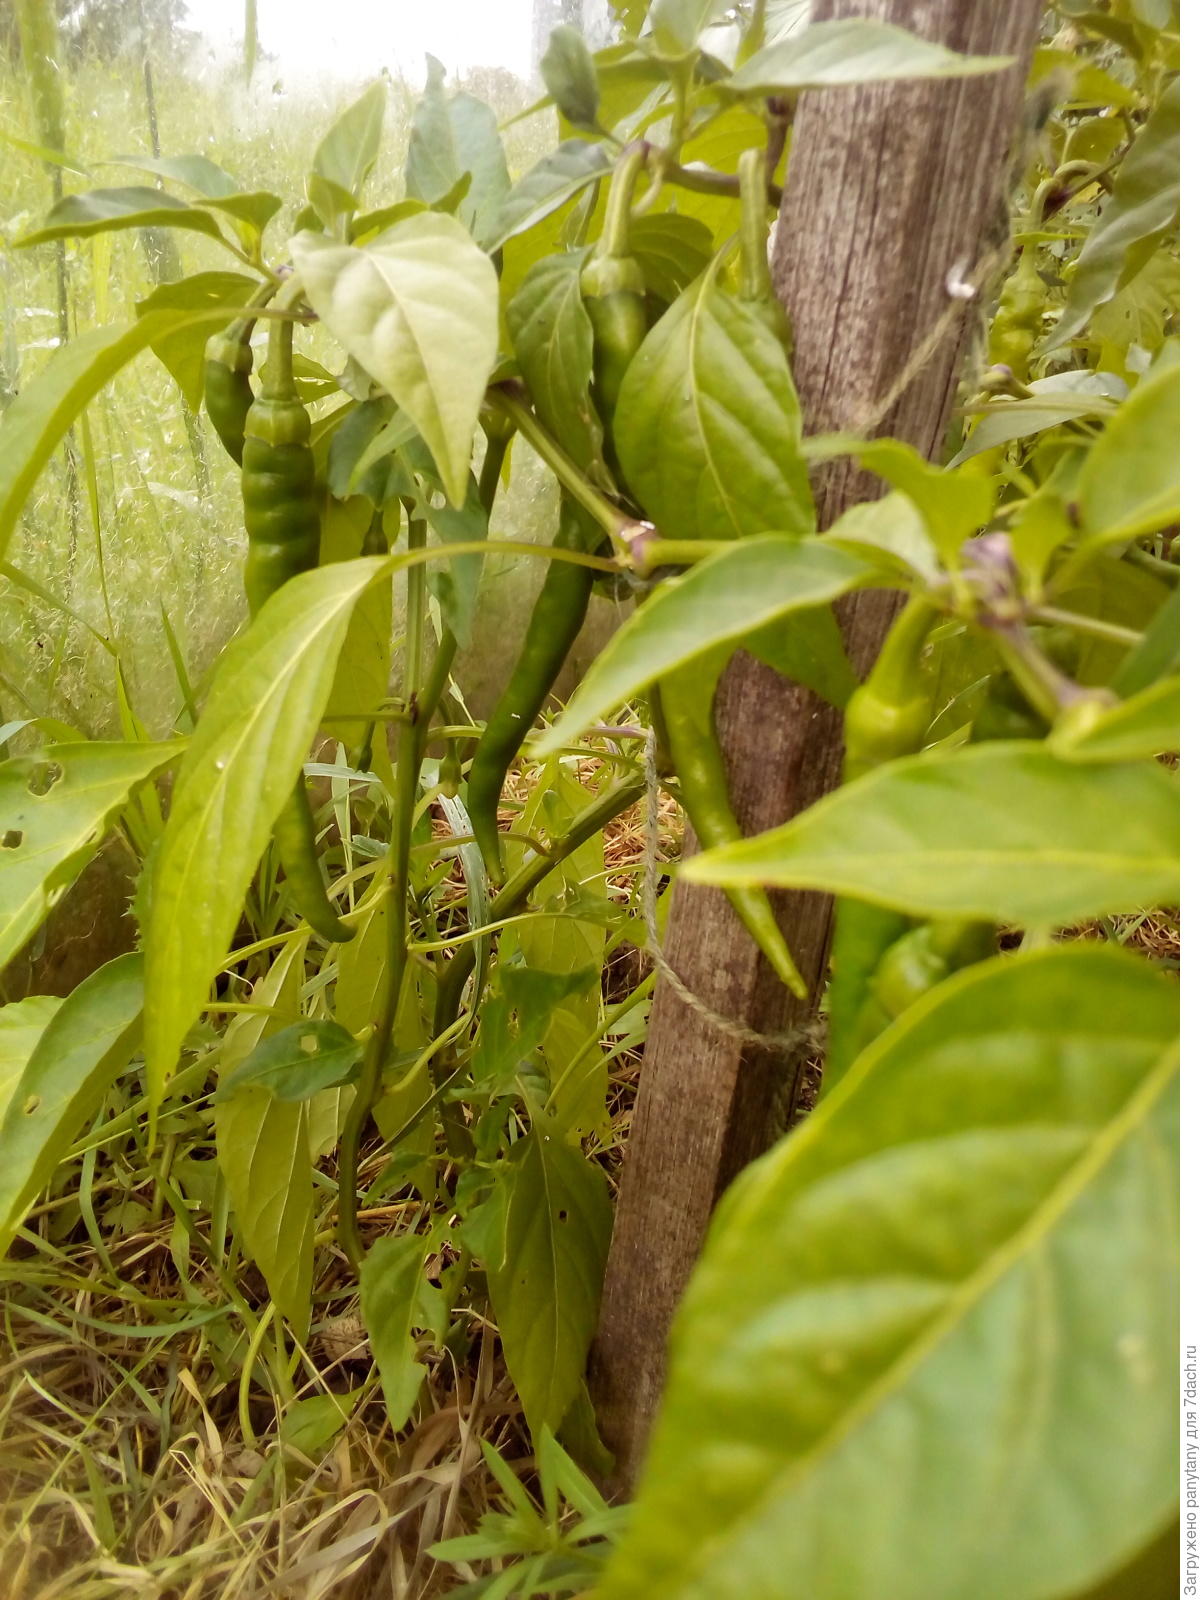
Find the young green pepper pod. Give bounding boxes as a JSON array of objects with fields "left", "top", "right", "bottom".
[
  {"left": 824, "top": 597, "right": 938, "bottom": 1088},
  {"left": 581, "top": 143, "right": 647, "bottom": 430},
  {"left": 203, "top": 279, "right": 278, "bottom": 466},
  {"left": 988, "top": 246, "right": 1043, "bottom": 384},
  {"left": 241, "top": 311, "right": 352, "bottom": 943},
  {"left": 466, "top": 497, "right": 603, "bottom": 881},
  {"left": 659, "top": 663, "right": 807, "bottom": 1001},
  {"left": 736, "top": 147, "right": 791, "bottom": 350},
  {"left": 847, "top": 917, "right": 996, "bottom": 1059}
]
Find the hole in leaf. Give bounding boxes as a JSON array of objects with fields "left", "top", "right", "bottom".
[
  {"left": 27, "top": 761, "right": 63, "bottom": 796},
  {"left": 300, "top": 1032, "right": 319, "bottom": 1055},
  {"left": 557, "top": 1209, "right": 569, "bottom": 1223},
  {"left": 1, "top": 829, "right": 22, "bottom": 849}
]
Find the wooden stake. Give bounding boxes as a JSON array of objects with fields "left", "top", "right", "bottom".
[{"left": 591, "top": 0, "right": 1046, "bottom": 1491}]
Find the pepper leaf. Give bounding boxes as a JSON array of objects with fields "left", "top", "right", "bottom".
[
  {"left": 598, "top": 944, "right": 1177, "bottom": 1600},
  {"left": 723, "top": 19, "right": 1013, "bottom": 95},
  {"left": 18, "top": 186, "right": 232, "bottom": 247},
  {"left": 685, "top": 742, "right": 1179, "bottom": 926},
  {"left": 292, "top": 217, "right": 498, "bottom": 507},
  {"left": 613, "top": 266, "right": 815, "bottom": 543}
]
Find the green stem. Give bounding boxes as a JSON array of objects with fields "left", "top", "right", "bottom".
[
  {"left": 1123, "top": 545, "right": 1180, "bottom": 587},
  {"left": 1031, "top": 606, "right": 1143, "bottom": 648},
  {"left": 737, "top": 147, "right": 771, "bottom": 303},
  {"left": 598, "top": 142, "right": 647, "bottom": 260},
  {"left": 431, "top": 772, "right": 644, "bottom": 1067},
  {"left": 630, "top": 538, "right": 728, "bottom": 573},
  {"left": 478, "top": 430, "right": 510, "bottom": 516},
  {"left": 337, "top": 517, "right": 432, "bottom": 1266},
  {"left": 663, "top": 158, "right": 783, "bottom": 209},
  {"left": 489, "top": 386, "right": 635, "bottom": 543},
  {"left": 988, "top": 624, "right": 1076, "bottom": 723}
]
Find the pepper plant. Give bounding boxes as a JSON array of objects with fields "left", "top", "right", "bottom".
[{"left": 0, "top": 3, "right": 1179, "bottom": 1596}]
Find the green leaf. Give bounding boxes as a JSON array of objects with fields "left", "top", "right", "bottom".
[
  {"left": 308, "top": 79, "right": 387, "bottom": 224},
  {"left": 1048, "top": 78, "right": 1179, "bottom": 350},
  {"left": 613, "top": 267, "right": 815, "bottom": 543},
  {"left": 1112, "top": 589, "right": 1178, "bottom": 697},
  {"left": 215, "top": 1019, "right": 362, "bottom": 1103},
  {"left": 0, "top": 741, "right": 180, "bottom": 973},
  {"left": 628, "top": 214, "right": 713, "bottom": 301},
  {"left": 107, "top": 151, "right": 242, "bottom": 198},
  {"left": 202, "top": 190, "right": 282, "bottom": 235},
  {"left": 484, "top": 141, "right": 612, "bottom": 252},
  {"left": 406, "top": 57, "right": 511, "bottom": 243},
  {"left": 599, "top": 944, "right": 1177, "bottom": 1600},
  {"left": 0, "top": 954, "right": 143, "bottom": 1257},
  {"left": 359, "top": 1234, "right": 429, "bottom": 1429},
  {"left": 350, "top": 199, "right": 426, "bottom": 243},
  {"left": 949, "top": 372, "right": 1124, "bottom": 464},
  {"left": 724, "top": 19, "right": 1012, "bottom": 95},
  {"left": 507, "top": 251, "right": 607, "bottom": 478},
  {"left": 281, "top": 1389, "right": 361, "bottom": 1458},
  {"left": 0, "top": 312, "right": 233, "bottom": 561},
  {"left": 685, "top": 743, "right": 1178, "bottom": 926},
  {"left": 650, "top": 0, "right": 724, "bottom": 56},
  {"left": 1077, "top": 361, "right": 1179, "bottom": 546},
  {"left": 536, "top": 536, "right": 867, "bottom": 755},
  {"left": 0, "top": 996, "right": 62, "bottom": 1125},
  {"left": 19, "top": 186, "right": 229, "bottom": 246},
  {"left": 135, "top": 270, "right": 258, "bottom": 408},
  {"left": 1050, "top": 679, "right": 1178, "bottom": 764},
  {"left": 215, "top": 940, "right": 314, "bottom": 1334},
  {"left": 487, "top": 1125, "right": 612, "bottom": 1438},
  {"left": 143, "top": 557, "right": 389, "bottom": 1103},
  {"left": 745, "top": 611, "right": 858, "bottom": 711},
  {"left": 291, "top": 216, "right": 498, "bottom": 506},
  {"left": 852, "top": 441, "right": 994, "bottom": 569},
  {"left": 821, "top": 490, "right": 940, "bottom": 584},
  {"left": 541, "top": 26, "right": 601, "bottom": 128}
]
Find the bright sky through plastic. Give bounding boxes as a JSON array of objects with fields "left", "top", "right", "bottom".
[{"left": 186, "top": 0, "right": 536, "bottom": 81}]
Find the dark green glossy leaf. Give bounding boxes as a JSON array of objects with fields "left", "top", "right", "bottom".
[
  {"left": 215, "top": 1020, "right": 362, "bottom": 1103},
  {"left": 686, "top": 743, "right": 1178, "bottom": 925},
  {"left": 600, "top": 944, "right": 1177, "bottom": 1600},
  {"left": 487, "top": 1123, "right": 612, "bottom": 1438},
  {"left": 613, "top": 267, "right": 815, "bottom": 543},
  {"left": 507, "top": 251, "right": 607, "bottom": 478}
]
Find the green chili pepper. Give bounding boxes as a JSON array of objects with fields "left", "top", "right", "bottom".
[
  {"left": 241, "top": 311, "right": 352, "bottom": 943},
  {"left": 581, "top": 143, "right": 647, "bottom": 430},
  {"left": 848, "top": 918, "right": 996, "bottom": 1059},
  {"left": 737, "top": 147, "right": 791, "bottom": 350},
  {"left": 659, "top": 660, "right": 807, "bottom": 1000},
  {"left": 466, "top": 496, "right": 602, "bottom": 881},
  {"left": 203, "top": 279, "right": 277, "bottom": 466},
  {"left": 988, "top": 246, "right": 1043, "bottom": 383},
  {"left": 824, "top": 598, "right": 938, "bottom": 1088}
]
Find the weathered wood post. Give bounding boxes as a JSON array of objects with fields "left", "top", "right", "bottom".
[{"left": 591, "top": 0, "right": 1046, "bottom": 1489}]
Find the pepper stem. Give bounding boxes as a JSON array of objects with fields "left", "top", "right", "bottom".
[
  {"left": 260, "top": 312, "right": 297, "bottom": 402},
  {"left": 737, "top": 146, "right": 772, "bottom": 305},
  {"left": 598, "top": 142, "right": 647, "bottom": 262}
]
